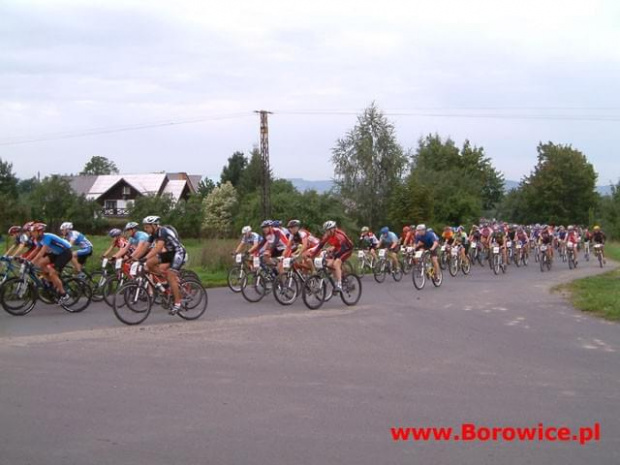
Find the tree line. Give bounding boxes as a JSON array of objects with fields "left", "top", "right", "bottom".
[{"left": 1, "top": 103, "right": 618, "bottom": 240}]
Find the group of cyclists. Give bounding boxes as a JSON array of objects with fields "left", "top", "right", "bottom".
[
  {"left": 2, "top": 216, "right": 188, "bottom": 315},
  {"left": 2, "top": 215, "right": 610, "bottom": 316},
  {"left": 232, "top": 219, "right": 609, "bottom": 288}
]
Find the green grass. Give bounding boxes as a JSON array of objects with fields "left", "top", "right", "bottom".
[
  {"left": 557, "top": 242, "right": 620, "bottom": 321},
  {"left": 86, "top": 235, "right": 238, "bottom": 288}
]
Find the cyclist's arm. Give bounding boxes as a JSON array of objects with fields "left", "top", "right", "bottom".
[
  {"left": 102, "top": 240, "right": 116, "bottom": 258},
  {"left": 130, "top": 241, "right": 149, "bottom": 260}
]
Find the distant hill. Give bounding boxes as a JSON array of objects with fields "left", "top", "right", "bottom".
[
  {"left": 288, "top": 178, "right": 613, "bottom": 196},
  {"left": 287, "top": 178, "right": 334, "bottom": 194}
]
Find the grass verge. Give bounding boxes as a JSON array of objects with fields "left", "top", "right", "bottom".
[{"left": 555, "top": 242, "right": 620, "bottom": 321}]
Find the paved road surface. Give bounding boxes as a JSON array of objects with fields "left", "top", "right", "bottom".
[{"left": 1, "top": 257, "right": 619, "bottom": 464}]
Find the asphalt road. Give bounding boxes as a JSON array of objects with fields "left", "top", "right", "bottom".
[{"left": 1, "top": 257, "right": 619, "bottom": 465}]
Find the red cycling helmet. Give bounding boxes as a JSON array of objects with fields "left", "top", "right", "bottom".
[
  {"left": 8, "top": 226, "right": 21, "bottom": 235},
  {"left": 32, "top": 223, "right": 47, "bottom": 232},
  {"left": 22, "top": 221, "right": 35, "bottom": 231}
]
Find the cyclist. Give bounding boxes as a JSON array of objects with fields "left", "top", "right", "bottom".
[
  {"left": 491, "top": 225, "right": 508, "bottom": 267},
  {"left": 401, "top": 226, "right": 415, "bottom": 247},
  {"left": 311, "top": 221, "right": 353, "bottom": 293},
  {"left": 3, "top": 226, "right": 22, "bottom": 257},
  {"left": 9, "top": 221, "right": 38, "bottom": 259},
  {"left": 359, "top": 226, "right": 379, "bottom": 261},
  {"left": 250, "top": 220, "right": 290, "bottom": 266},
  {"left": 142, "top": 216, "right": 186, "bottom": 315},
  {"left": 234, "top": 226, "right": 262, "bottom": 255},
  {"left": 565, "top": 225, "right": 580, "bottom": 266},
  {"left": 377, "top": 226, "right": 401, "bottom": 272},
  {"left": 515, "top": 226, "right": 530, "bottom": 257},
  {"left": 539, "top": 226, "right": 554, "bottom": 262},
  {"left": 60, "top": 222, "right": 93, "bottom": 277},
  {"left": 414, "top": 224, "right": 440, "bottom": 277},
  {"left": 121, "top": 222, "right": 152, "bottom": 261},
  {"left": 284, "top": 220, "right": 320, "bottom": 271},
  {"left": 454, "top": 226, "right": 470, "bottom": 263},
  {"left": 102, "top": 228, "right": 128, "bottom": 260},
  {"left": 592, "top": 226, "right": 607, "bottom": 264},
  {"left": 29, "top": 223, "right": 73, "bottom": 304}
]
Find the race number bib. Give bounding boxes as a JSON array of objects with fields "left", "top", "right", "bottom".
[
  {"left": 235, "top": 253, "right": 243, "bottom": 264},
  {"left": 406, "top": 247, "right": 414, "bottom": 253},
  {"left": 441, "top": 246, "right": 446, "bottom": 252},
  {"left": 471, "top": 243, "right": 477, "bottom": 249},
  {"left": 102, "top": 258, "right": 109, "bottom": 268},
  {"left": 115, "top": 259, "right": 123, "bottom": 270},
  {"left": 451, "top": 248, "right": 458, "bottom": 256},
  {"left": 314, "top": 257, "right": 323, "bottom": 269},
  {"left": 378, "top": 249, "right": 386, "bottom": 258},
  {"left": 129, "top": 261, "right": 140, "bottom": 276},
  {"left": 540, "top": 245, "right": 547, "bottom": 252},
  {"left": 507, "top": 241, "right": 512, "bottom": 248},
  {"left": 493, "top": 247, "right": 500, "bottom": 254},
  {"left": 357, "top": 250, "right": 365, "bottom": 259},
  {"left": 283, "top": 258, "right": 291, "bottom": 269},
  {"left": 253, "top": 256, "right": 260, "bottom": 268},
  {"left": 414, "top": 251, "right": 423, "bottom": 259}
]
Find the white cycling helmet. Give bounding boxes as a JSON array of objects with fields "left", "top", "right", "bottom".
[
  {"left": 416, "top": 224, "right": 426, "bottom": 231},
  {"left": 241, "top": 226, "right": 252, "bottom": 234},
  {"left": 124, "top": 221, "right": 139, "bottom": 231},
  {"left": 60, "top": 222, "right": 73, "bottom": 231},
  {"left": 142, "top": 215, "right": 160, "bottom": 225},
  {"left": 323, "top": 220, "right": 337, "bottom": 231}
]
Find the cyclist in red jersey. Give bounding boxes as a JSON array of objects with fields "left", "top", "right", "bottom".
[{"left": 311, "top": 220, "right": 353, "bottom": 293}]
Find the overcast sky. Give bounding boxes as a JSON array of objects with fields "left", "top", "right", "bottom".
[{"left": 1, "top": 0, "right": 619, "bottom": 184}]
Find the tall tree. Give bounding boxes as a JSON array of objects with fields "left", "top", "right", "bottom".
[
  {"left": 238, "top": 147, "right": 268, "bottom": 196},
  {"left": 80, "top": 156, "right": 119, "bottom": 175},
  {"left": 220, "top": 151, "right": 247, "bottom": 187},
  {"left": 0, "top": 157, "right": 18, "bottom": 198},
  {"left": 331, "top": 103, "right": 407, "bottom": 229},
  {"left": 28, "top": 176, "right": 78, "bottom": 231},
  {"left": 519, "top": 142, "right": 598, "bottom": 225},
  {"left": 197, "top": 177, "right": 216, "bottom": 198}
]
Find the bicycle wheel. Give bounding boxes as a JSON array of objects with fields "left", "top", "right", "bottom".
[
  {"left": 392, "top": 264, "right": 403, "bottom": 282},
  {"left": 103, "top": 276, "right": 123, "bottom": 308},
  {"left": 493, "top": 255, "right": 500, "bottom": 275},
  {"left": 431, "top": 267, "right": 443, "bottom": 287},
  {"left": 448, "top": 256, "right": 458, "bottom": 277},
  {"left": 598, "top": 252, "right": 603, "bottom": 268},
  {"left": 373, "top": 260, "right": 387, "bottom": 283},
  {"left": 273, "top": 273, "right": 299, "bottom": 306},
  {"left": 568, "top": 253, "right": 574, "bottom": 270},
  {"left": 177, "top": 279, "right": 208, "bottom": 320},
  {"left": 180, "top": 269, "right": 201, "bottom": 283},
  {"left": 302, "top": 275, "right": 326, "bottom": 310},
  {"left": 227, "top": 266, "right": 245, "bottom": 293},
  {"left": 340, "top": 274, "right": 362, "bottom": 306},
  {"left": 113, "top": 282, "right": 152, "bottom": 325},
  {"left": 461, "top": 257, "right": 471, "bottom": 275},
  {"left": 412, "top": 264, "right": 426, "bottom": 290},
  {"left": 241, "top": 271, "right": 268, "bottom": 303},
  {"left": 61, "top": 278, "right": 92, "bottom": 313},
  {"left": 90, "top": 271, "right": 107, "bottom": 302},
  {"left": 0, "top": 277, "right": 37, "bottom": 316}
]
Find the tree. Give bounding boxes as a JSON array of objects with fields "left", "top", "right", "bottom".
[
  {"left": 202, "top": 182, "right": 238, "bottom": 237},
  {"left": 517, "top": 142, "right": 598, "bottom": 225},
  {"left": 129, "top": 194, "right": 175, "bottom": 225},
  {"left": 28, "top": 176, "right": 79, "bottom": 231},
  {"left": 80, "top": 156, "right": 119, "bottom": 175},
  {"left": 220, "top": 151, "right": 247, "bottom": 187},
  {"left": 197, "top": 177, "right": 216, "bottom": 198},
  {"left": 238, "top": 147, "right": 268, "bottom": 196},
  {"left": 0, "top": 157, "right": 18, "bottom": 199},
  {"left": 331, "top": 102, "right": 407, "bottom": 229}
]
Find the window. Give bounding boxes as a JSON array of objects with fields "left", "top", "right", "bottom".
[
  {"left": 105, "top": 200, "right": 117, "bottom": 210},
  {"left": 122, "top": 186, "right": 131, "bottom": 196}
]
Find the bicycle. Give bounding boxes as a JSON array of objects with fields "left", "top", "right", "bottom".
[
  {"left": 355, "top": 249, "right": 376, "bottom": 277},
  {"left": 272, "top": 255, "right": 314, "bottom": 306},
  {"left": 468, "top": 241, "right": 483, "bottom": 266},
  {"left": 412, "top": 250, "right": 443, "bottom": 290},
  {"left": 240, "top": 254, "right": 278, "bottom": 303},
  {"left": 373, "top": 248, "right": 403, "bottom": 283},
  {"left": 583, "top": 241, "right": 590, "bottom": 262},
  {"left": 301, "top": 256, "right": 361, "bottom": 310},
  {"left": 593, "top": 244, "right": 604, "bottom": 268},
  {"left": 489, "top": 243, "right": 506, "bottom": 275},
  {"left": 539, "top": 244, "right": 552, "bottom": 272},
  {"left": 566, "top": 242, "right": 578, "bottom": 269},
  {"left": 0, "top": 258, "right": 92, "bottom": 316},
  {"left": 448, "top": 245, "right": 471, "bottom": 277},
  {"left": 228, "top": 252, "right": 253, "bottom": 293},
  {"left": 515, "top": 242, "right": 529, "bottom": 267},
  {"left": 113, "top": 261, "right": 207, "bottom": 325}
]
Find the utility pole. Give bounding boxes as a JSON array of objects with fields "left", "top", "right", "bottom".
[{"left": 255, "top": 110, "right": 273, "bottom": 219}]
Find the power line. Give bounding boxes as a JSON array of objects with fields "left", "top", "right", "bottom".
[
  {"left": 0, "top": 112, "right": 252, "bottom": 146},
  {"left": 2, "top": 108, "right": 619, "bottom": 147}
]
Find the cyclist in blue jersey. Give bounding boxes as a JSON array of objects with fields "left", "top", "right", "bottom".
[
  {"left": 377, "top": 226, "right": 401, "bottom": 272},
  {"left": 123, "top": 222, "right": 152, "bottom": 260},
  {"left": 414, "top": 224, "right": 440, "bottom": 277},
  {"left": 234, "top": 226, "right": 262, "bottom": 255},
  {"left": 60, "top": 222, "right": 93, "bottom": 276},
  {"left": 30, "top": 223, "right": 72, "bottom": 303}
]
